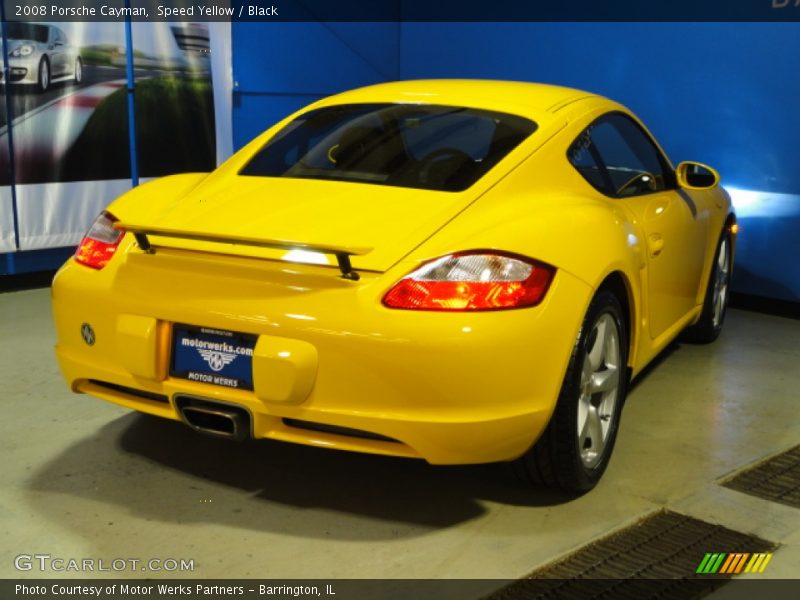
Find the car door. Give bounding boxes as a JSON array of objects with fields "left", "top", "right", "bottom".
[
  {"left": 569, "top": 113, "right": 708, "bottom": 340},
  {"left": 49, "top": 28, "right": 67, "bottom": 77}
]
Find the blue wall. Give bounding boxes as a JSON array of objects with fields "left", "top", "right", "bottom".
[
  {"left": 231, "top": 22, "right": 399, "bottom": 149},
  {"left": 232, "top": 22, "right": 800, "bottom": 302}
]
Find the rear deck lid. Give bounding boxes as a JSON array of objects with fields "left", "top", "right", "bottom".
[{"left": 117, "top": 176, "right": 486, "bottom": 273}]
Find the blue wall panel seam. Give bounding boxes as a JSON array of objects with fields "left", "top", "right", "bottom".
[{"left": 318, "top": 22, "right": 396, "bottom": 81}]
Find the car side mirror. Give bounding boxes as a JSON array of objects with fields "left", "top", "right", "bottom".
[{"left": 676, "top": 161, "right": 720, "bottom": 190}]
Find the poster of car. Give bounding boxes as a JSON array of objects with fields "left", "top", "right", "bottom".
[
  {"left": 58, "top": 20, "right": 217, "bottom": 181},
  {"left": 1, "top": 19, "right": 216, "bottom": 183},
  {"left": 0, "top": 187, "right": 12, "bottom": 253},
  {"left": 0, "top": 75, "right": 13, "bottom": 253},
  {"left": 130, "top": 21, "right": 216, "bottom": 178},
  {"left": 0, "top": 13, "right": 224, "bottom": 252},
  {"left": 0, "top": 22, "right": 130, "bottom": 185},
  {"left": 1, "top": 20, "right": 133, "bottom": 250}
]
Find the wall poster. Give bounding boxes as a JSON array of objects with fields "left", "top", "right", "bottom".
[{"left": 0, "top": 8, "right": 231, "bottom": 255}]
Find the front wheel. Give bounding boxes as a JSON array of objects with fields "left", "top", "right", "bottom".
[
  {"left": 37, "top": 57, "right": 50, "bottom": 93},
  {"left": 514, "top": 290, "right": 628, "bottom": 493},
  {"left": 683, "top": 229, "right": 732, "bottom": 344}
]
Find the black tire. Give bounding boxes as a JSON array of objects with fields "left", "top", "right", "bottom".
[
  {"left": 37, "top": 57, "right": 50, "bottom": 93},
  {"left": 514, "top": 289, "right": 628, "bottom": 493},
  {"left": 74, "top": 57, "right": 83, "bottom": 85},
  {"left": 683, "top": 229, "right": 732, "bottom": 344}
]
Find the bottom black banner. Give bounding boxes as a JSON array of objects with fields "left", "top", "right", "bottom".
[{"left": 4, "top": 579, "right": 800, "bottom": 600}]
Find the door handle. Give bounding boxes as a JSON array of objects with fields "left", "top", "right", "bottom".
[{"left": 647, "top": 233, "right": 664, "bottom": 257}]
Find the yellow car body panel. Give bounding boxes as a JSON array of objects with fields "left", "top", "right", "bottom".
[{"left": 51, "top": 80, "right": 734, "bottom": 466}]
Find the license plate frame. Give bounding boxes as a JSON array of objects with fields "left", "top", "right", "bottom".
[{"left": 170, "top": 325, "right": 257, "bottom": 391}]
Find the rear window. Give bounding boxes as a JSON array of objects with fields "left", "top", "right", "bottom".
[{"left": 239, "top": 103, "right": 537, "bottom": 192}]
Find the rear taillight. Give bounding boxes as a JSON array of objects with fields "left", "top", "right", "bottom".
[
  {"left": 382, "top": 251, "right": 555, "bottom": 311},
  {"left": 74, "top": 211, "right": 125, "bottom": 270}
]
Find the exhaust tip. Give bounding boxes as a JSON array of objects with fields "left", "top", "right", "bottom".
[{"left": 175, "top": 396, "right": 250, "bottom": 441}]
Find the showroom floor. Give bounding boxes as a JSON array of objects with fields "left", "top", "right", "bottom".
[{"left": 1, "top": 286, "right": 798, "bottom": 586}]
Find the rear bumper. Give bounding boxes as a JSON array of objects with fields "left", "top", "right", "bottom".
[
  {"left": 55, "top": 354, "right": 555, "bottom": 463},
  {"left": 51, "top": 248, "right": 592, "bottom": 464}
]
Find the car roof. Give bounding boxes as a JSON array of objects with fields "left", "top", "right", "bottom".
[{"left": 315, "top": 79, "right": 603, "bottom": 118}]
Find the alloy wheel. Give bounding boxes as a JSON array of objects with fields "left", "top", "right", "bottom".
[
  {"left": 577, "top": 312, "right": 621, "bottom": 469},
  {"left": 39, "top": 60, "right": 49, "bottom": 91},
  {"left": 712, "top": 237, "right": 730, "bottom": 329}
]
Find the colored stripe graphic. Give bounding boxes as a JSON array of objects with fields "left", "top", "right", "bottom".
[
  {"left": 697, "top": 553, "right": 725, "bottom": 574},
  {"left": 697, "top": 552, "right": 773, "bottom": 574},
  {"left": 719, "top": 553, "right": 750, "bottom": 574},
  {"left": 744, "top": 553, "right": 774, "bottom": 573},
  {"left": 696, "top": 553, "right": 713, "bottom": 573}
]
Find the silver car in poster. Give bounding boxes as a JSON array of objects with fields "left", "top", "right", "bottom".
[{"left": 1, "top": 23, "right": 82, "bottom": 92}]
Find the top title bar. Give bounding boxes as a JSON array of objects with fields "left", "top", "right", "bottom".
[{"left": 3, "top": 0, "right": 800, "bottom": 22}]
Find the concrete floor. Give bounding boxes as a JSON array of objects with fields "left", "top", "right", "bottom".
[{"left": 1, "top": 287, "right": 799, "bottom": 585}]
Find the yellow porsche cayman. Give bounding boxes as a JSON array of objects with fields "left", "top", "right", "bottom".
[{"left": 52, "top": 80, "right": 735, "bottom": 492}]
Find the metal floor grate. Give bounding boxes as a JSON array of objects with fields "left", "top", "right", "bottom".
[
  {"left": 486, "top": 510, "right": 777, "bottom": 600},
  {"left": 723, "top": 445, "right": 800, "bottom": 509}
]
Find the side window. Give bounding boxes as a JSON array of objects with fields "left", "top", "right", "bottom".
[
  {"left": 568, "top": 128, "right": 610, "bottom": 194},
  {"left": 568, "top": 113, "right": 671, "bottom": 198}
]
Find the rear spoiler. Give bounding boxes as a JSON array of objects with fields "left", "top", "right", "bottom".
[{"left": 115, "top": 222, "right": 371, "bottom": 281}]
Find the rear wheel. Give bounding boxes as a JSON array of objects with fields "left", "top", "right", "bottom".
[
  {"left": 74, "top": 57, "right": 83, "bottom": 84},
  {"left": 514, "top": 289, "right": 628, "bottom": 493},
  {"left": 683, "top": 230, "right": 732, "bottom": 343}
]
